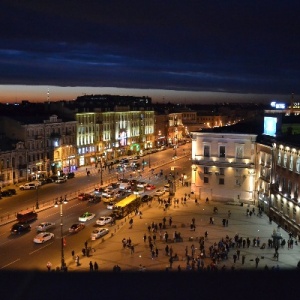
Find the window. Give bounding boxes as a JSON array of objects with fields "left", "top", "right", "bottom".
[
  {"left": 219, "top": 168, "right": 225, "bottom": 175},
  {"left": 219, "top": 146, "right": 225, "bottom": 158},
  {"left": 296, "top": 157, "right": 300, "bottom": 173},
  {"left": 219, "top": 178, "right": 225, "bottom": 185},
  {"left": 277, "top": 151, "right": 281, "bottom": 165},
  {"left": 204, "top": 177, "right": 209, "bottom": 184},
  {"left": 236, "top": 146, "right": 243, "bottom": 159},
  {"left": 204, "top": 167, "right": 209, "bottom": 174},
  {"left": 283, "top": 153, "right": 287, "bottom": 168},
  {"left": 289, "top": 155, "right": 294, "bottom": 171},
  {"left": 204, "top": 145, "right": 210, "bottom": 157}
]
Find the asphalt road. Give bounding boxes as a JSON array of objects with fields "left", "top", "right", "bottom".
[{"left": 0, "top": 145, "right": 192, "bottom": 270}]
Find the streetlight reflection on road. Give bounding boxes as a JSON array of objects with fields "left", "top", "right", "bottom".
[{"left": 54, "top": 196, "right": 68, "bottom": 271}]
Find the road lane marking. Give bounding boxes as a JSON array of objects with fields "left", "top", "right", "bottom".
[
  {"left": 0, "top": 258, "right": 20, "bottom": 269},
  {"left": 29, "top": 242, "right": 54, "bottom": 255}
]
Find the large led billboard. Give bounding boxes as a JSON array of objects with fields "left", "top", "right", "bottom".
[{"left": 263, "top": 116, "right": 277, "bottom": 137}]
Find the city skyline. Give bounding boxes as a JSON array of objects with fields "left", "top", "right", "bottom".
[{"left": 0, "top": 1, "right": 299, "bottom": 104}]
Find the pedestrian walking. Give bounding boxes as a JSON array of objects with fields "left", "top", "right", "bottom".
[
  {"left": 89, "top": 261, "right": 94, "bottom": 271},
  {"left": 242, "top": 255, "right": 246, "bottom": 265},
  {"left": 233, "top": 254, "right": 237, "bottom": 263},
  {"left": 255, "top": 256, "right": 260, "bottom": 268},
  {"left": 129, "top": 218, "right": 133, "bottom": 228},
  {"left": 94, "top": 262, "right": 99, "bottom": 271},
  {"left": 75, "top": 255, "right": 80, "bottom": 266},
  {"left": 236, "top": 249, "right": 240, "bottom": 260},
  {"left": 131, "top": 245, "right": 135, "bottom": 254},
  {"left": 169, "top": 217, "right": 172, "bottom": 227},
  {"left": 143, "top": 234, "right": 147, "bottom": 243},
  {"left": 71, "top": 250, "right": 75, "bottom": 258}
]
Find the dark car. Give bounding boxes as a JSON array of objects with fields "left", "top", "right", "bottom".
[
  {"left": 40, "top": 178, "right": 54, "bottom": 185},
  {"left": 67, "top": 172, "right": 75, "bottom": 179},
  {"left": 1, "top": 190, "right": 12, "bottom": 197},
  {"left": 88, "top": 195, "right": 101, "bottom": 203},
  {"left": 7, "top": 188, "right": 17, "bottom": 195},
  {"left": 141, "top": 195, "right": 153, "bottom": 203},
  {"left": 11, "top": 223, "right": 31, "bottom": 234},
  {"left": 68, "top": 223, "right": 85, "bottom": 233},
  {"left": 78, "top": 193, "right": 94, "bottom": 201}
]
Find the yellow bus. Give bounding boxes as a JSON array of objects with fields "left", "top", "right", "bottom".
[{"left": 113, "top": 194, "right": 141, "bottom": 219}]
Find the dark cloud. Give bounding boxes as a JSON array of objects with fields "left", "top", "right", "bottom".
[{"left": 0, "top": 0, "right": 300, "bottom": 99}]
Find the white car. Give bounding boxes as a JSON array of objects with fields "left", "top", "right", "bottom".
[
  {"left": 55, "top": 177, "right": 67, "bottom": 183},
  {"left": 33, "top": 232, "right": 55, "bottom": 244},
  {"left": 90, "top": 228, "right": 109, "bottom": 239},
  {"left": 107, "top": 202, "right": 115, "bottom": 210},
  {"left": 19, "top": 183, "right": 37, "bottom": 190},
  {"left": 96, "top": 216, "right": 113, "bottom": 226},
  {"left": 78, "top": 212, "right": 96, "bottom": 222},
  {"left": 155, "top": 189, "right": 165, "bottom": 196},
  {"left": 36, "top": 222, "right": 55, "bottom": 232}
]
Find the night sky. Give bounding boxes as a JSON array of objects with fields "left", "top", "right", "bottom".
[{"left": 0, "top": 0, "right": 299, "bottom": 103}]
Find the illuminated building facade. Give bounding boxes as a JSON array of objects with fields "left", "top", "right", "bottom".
[
  {"left": 191, "top": 132, "right": 257, "bottom": 203},
  {"left": 76, "top": 107, "right": 155, "bottom": 166},
  {"left": 269, "top": 142, "right": 300, "bottom": 236}
]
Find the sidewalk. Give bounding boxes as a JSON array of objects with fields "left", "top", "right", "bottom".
[{"left": 65, "top": 184, "right": 300, "bottom": 272}]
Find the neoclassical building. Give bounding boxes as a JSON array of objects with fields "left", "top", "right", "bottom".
[{"left": 191, "top": 132, "right": 257, "bottom": 203}]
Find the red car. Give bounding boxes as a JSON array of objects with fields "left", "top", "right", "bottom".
[
  {"left": 78, "top": 193, "right": 93, "bottom": 201},
  {"left": 145, "top": 184, "right": 156, "bottom": 190}
]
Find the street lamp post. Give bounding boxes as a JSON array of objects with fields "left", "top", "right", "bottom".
[
  {"left": 54, "top": 197, "right": 68, "bottom": 271},
  {"left": 99, "top": 160, "right": 103, "bottom": 185},
  {"left": 35, "top": 185, "right": 39, "bottom": 209}
]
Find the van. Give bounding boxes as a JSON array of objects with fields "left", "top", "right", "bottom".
[{"left": 16, "top": 209, "right": 38, "bottom": 223}]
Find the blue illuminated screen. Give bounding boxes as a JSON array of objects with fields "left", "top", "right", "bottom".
[{"left": 264, "top": 117, "right": 277, "bottom": 137}]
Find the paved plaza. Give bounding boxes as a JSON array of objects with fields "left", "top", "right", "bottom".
[{"left": 65, "top": 185, "right": 300, "bottom": 272}]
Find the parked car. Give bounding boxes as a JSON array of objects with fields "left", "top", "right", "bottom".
[
  {"left": 67, "top": 172, "right": 75, "bottom": 179},
  {"left": 7, "top": 188, "right": 17, "bottom": 195},
  {"left": 68, "top": 223, "right": 85, "bottom": 233},
  {"left": 19, "top": 183, "right": 37, "bottom": 190},
  {"left": 1, "top": 190, "right": 12, "bottom": 197},
  {"left": 36, "top": 222, "right": 55, "bottom": 232},
  {"left": 33, "top": 232, "right": 54, "bottom": 244},
  {"left": 55, "top": 177, "right": 67, "bottom": 183},
  {"left": 154, "top": 189, "right": 165, "bottom": 196},
  {"left": 90, "top": 228, "right": 109, "bottom": 239},
  {"left": 78, "top": 212, "right": 96, "bottom": 222},
  {"left": 11, "top": 223, "right": 31, "bottom": 235},
  {"left": 96, "top": 216, "right": 113, "bottom": 226}
]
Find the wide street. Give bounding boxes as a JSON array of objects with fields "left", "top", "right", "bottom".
[{"left": 0, "top": 145, "right": 191, "bottom": 270}]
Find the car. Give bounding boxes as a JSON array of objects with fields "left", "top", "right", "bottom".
[
  {"left": 78, "top": 193, "right": 94, "bottom": 201},
  {"left": 32, "top": 180, "right": 42, "bottom": 186},
  {"left": 88, "top": 195, "right": 101, "bottom": 203},
  {"left": 7, "top": 188, "right": 17, "bottom": 195},
  {"left": 55, "top": 177, "right": 67, "bottom": 183},
  {"left": 68, "top": 223, "right": 85, "bottom": 233},
  {"left": 67, "top": 172, "right": 75, "bottom": 179},
  {"left": 155, "top": 189, "right": 165, "bottom": 196},
  {"left": 94, "top": 187, "right": 105, "bottom": 196},
  {"left": 1, "top": 190, "right": 12, "bottom": 197},
  {"left": 78, "top": 212, "right": 96, "bottom": 222},
  {"left": 107, "top": 202, "right": 115, "bottom": 210},
  {"left": 90, "top": 228, "right": 109, "bottom": 239},
  {"left": 33, "top": 232, "right": 55, "bottom": 244},
  {"left": 137, "top": 182, "right": 147, "bottom": 188},
  {"left": 96, "top": 216, "right": 113, "bottom": 226},
  {"left": 19, "top": 183, "right": 37, "bottom": 190},
  {"left": 141, "top": 195, "right": 153, "bottom": 203},
  {"left": 11, "top": 223, "right": 31, "bottom": 234},
  {"left": 36, "top": 222, "right": 56, "bottom": 232},
  {"left": 145, "top": 184, "right": 156, "bottom": 190}
]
